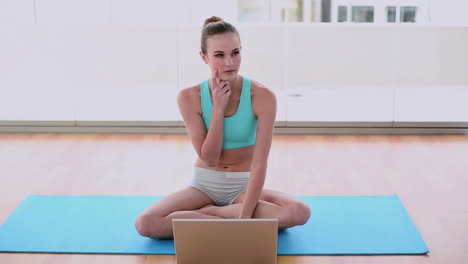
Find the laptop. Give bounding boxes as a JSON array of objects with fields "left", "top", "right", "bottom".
[{"left": 172, "top": 218, "right": 278, "bottom": 264}]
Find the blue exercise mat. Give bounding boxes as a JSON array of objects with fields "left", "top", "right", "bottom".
[{"left": 0, "top": 195, "right": 428, "bottom": 255}]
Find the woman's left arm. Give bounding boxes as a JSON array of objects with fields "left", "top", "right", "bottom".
[{"left": 239, "top": 85, "right": 276, "bottom": 218}]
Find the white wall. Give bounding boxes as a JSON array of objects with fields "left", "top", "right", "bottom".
[
  {"left": 0, "top": 0, "right": 238, "bottom": 25},
  {"left": 1, "top": 0, "right": 466, "bottom": 92},
  {"left": 0, "top": 0, "right": 467, "bottom": 122},
  {"left": 430, "top": 0, "right": 468, "bottom": 26},
  {"left": 1, "top": 25, "right": 466, "bottom": 91}
]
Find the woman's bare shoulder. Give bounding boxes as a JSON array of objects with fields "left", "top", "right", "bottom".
[
  {"left": 178, "top": 84, "right": 200, "bottom": 100},
  {"left": 249, "top": 79, "right": 276, "bottom": 119},
  {"left": 250, "top": 79, "right": 276, "bottom": 102},
  {"left": 177, "top": 84, "right": 202, "bottom": 113}
]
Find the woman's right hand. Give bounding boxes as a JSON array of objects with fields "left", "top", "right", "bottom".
[{"left": 210, "top": 69, "right": 231, "bottom": 112}]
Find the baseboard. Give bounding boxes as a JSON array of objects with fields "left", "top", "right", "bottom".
[{"left": 0, "top": 121, "right": 467, "bottom": 135}]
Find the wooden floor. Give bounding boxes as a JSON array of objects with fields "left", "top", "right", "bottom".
[{"left": 0, "top": 133, "right": 467, "bottom": 264}]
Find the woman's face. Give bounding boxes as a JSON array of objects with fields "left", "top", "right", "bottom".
[{"left": 201, "top": 32, "right": 241, "bottom": 82}]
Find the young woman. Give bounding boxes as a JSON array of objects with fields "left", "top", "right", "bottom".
[{"left": 135, "top": 16, "right": 311, "bottom": 239}]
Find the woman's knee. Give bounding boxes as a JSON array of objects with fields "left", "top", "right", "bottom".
[
  {"left": 135, "top": 213, "right": 169, "bottom": 239},
  {"left": 285, "top": 200, "right": 311, "bottom": 227}
]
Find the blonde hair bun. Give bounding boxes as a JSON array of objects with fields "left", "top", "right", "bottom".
[{"left": 203, "top": 16, "right": 224, "bottom": 27}]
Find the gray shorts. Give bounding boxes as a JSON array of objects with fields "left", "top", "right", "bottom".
[{"left": 189, "top": 166, "right": 250, "bottom": 206}]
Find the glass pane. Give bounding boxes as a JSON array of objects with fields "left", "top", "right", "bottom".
[
  {"left": 311, "top": 0, "right": 317, "bottom": 22},
  {"left": 281, "top": 0, "right": 304, "bottom": 22},
  {"left": 238, "top": 0, "right": 270, "bottom": 22},
  {"left": 386, "top": 6, "right": 396, "bottom": 23},
  {"left": 400, "top": 6, "right": 417, "bottom": 23},
  {"left": 292, "top": 0, "right": 304, "bottom": 22},
  {"left": 338, "top": 6, "right": 347, "bottom": 22},
  {"left": 351, "top": 6, "right": 374, "bottom": 23},
  {"left": 321, "top": 0, "right": 332, "bottom": 22}
]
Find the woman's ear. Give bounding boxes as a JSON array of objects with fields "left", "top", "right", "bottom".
[{"left": 199, "top": 51, "right": 208, "bottom": 64}]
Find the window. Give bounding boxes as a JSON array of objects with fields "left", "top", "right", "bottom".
[
  {"left": 400, "top": 6, "right": 417, "bottom": 23},
  {"left": 281, "top": 0, "right": 304, "bottom": 22},
  {"left": 238, "top": 0, "right": 270, "bottom": 22},
  {"left": 338, "top": 6, "right": 348, "bottom": 22},
  {"left": 237, "top": 1, "right": 421, "bottom": 24},
  {"left": 351, "top": 6, "right": 374, "bottom": 23},
  {"left": 386, "top": 6, "right": 396, "bottom": 23},
  {"left": 310, "top": 0, "right": 318, "bottom": 22},
  {"left": 321, "top": 0, "right": 332, "bottom": 22}
]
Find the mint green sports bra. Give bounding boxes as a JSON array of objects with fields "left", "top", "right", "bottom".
[{"left": 200, "top": 76, "right": 257, "bottom": 150}]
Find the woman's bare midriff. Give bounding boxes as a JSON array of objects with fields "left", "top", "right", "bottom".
[{"left": 194, "top": 145, "right": 254, "bottom": 172}]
